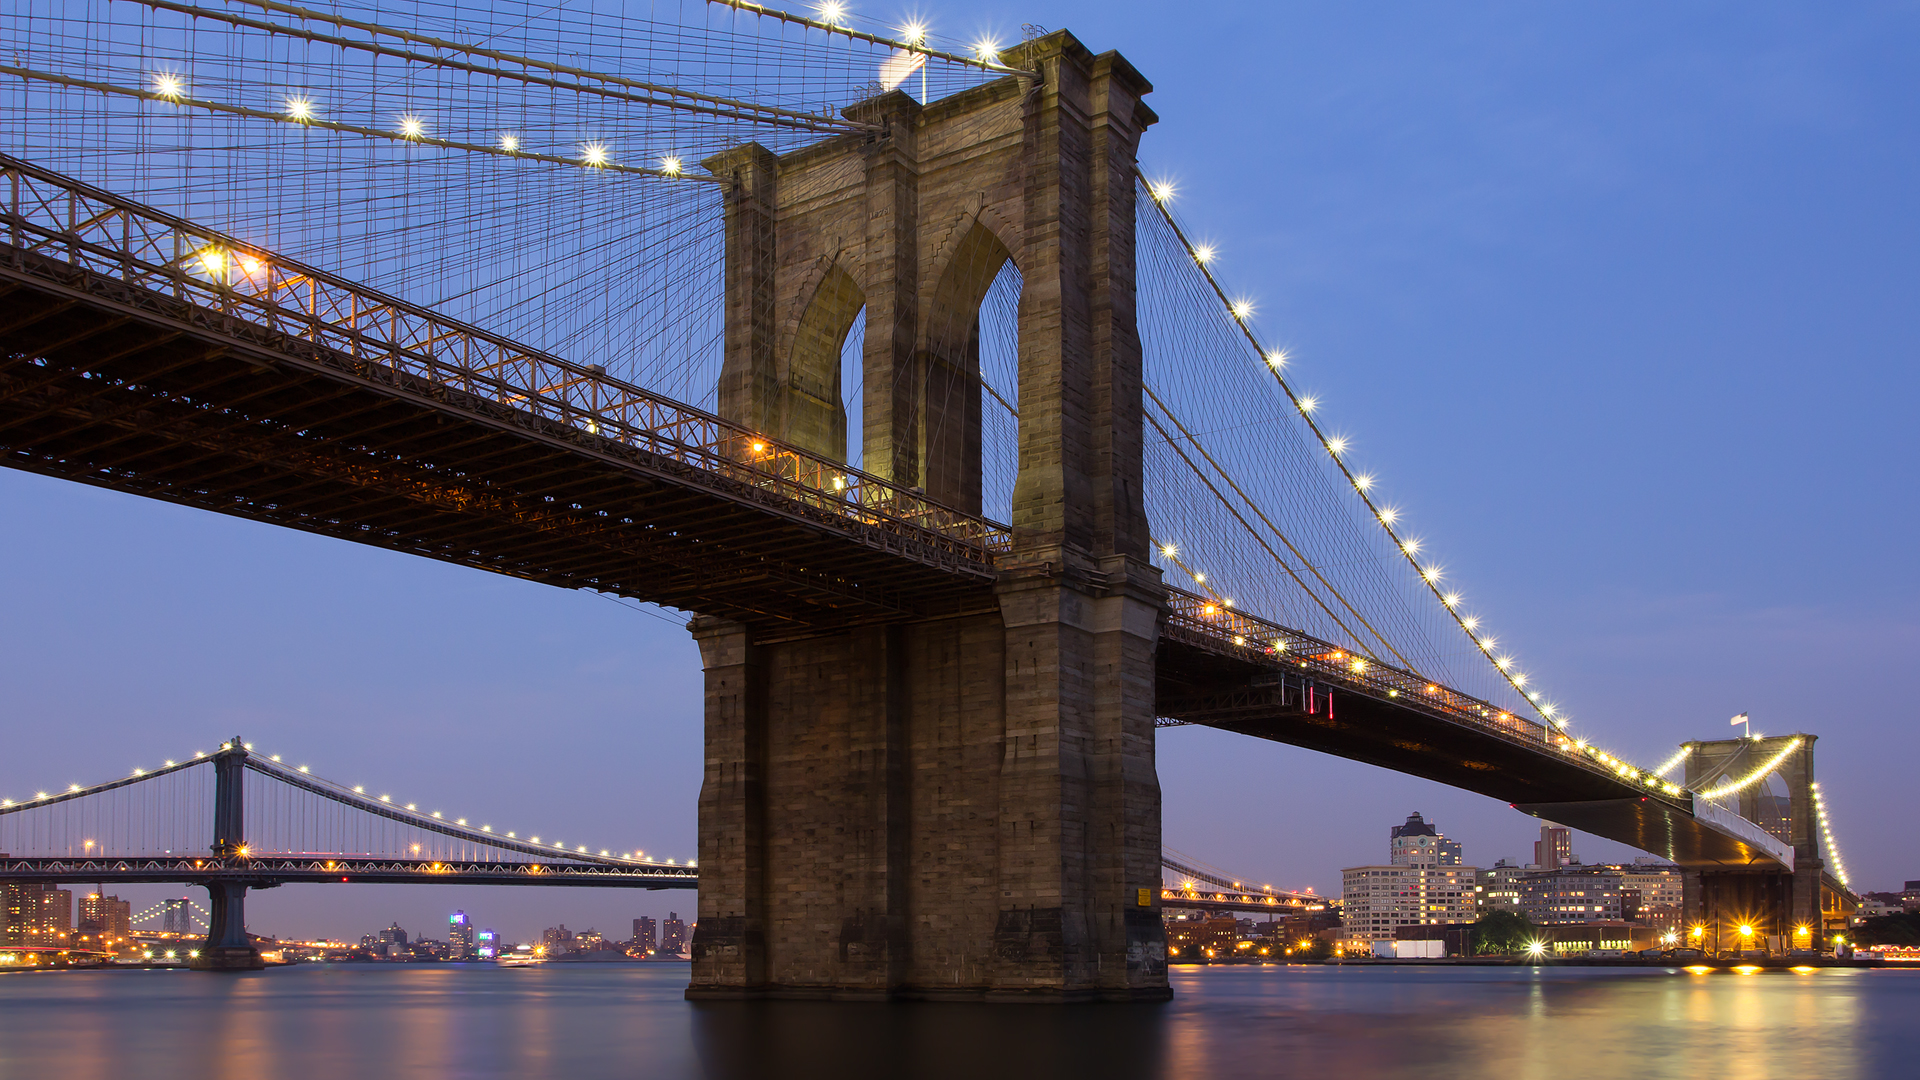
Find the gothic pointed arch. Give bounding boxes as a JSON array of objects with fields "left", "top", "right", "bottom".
[
  {"left": 913, "top": 220, "right": 1015, "bottom": 514},
  {"left": 780, "top": 261, "right": 866, "bottom": 462}
]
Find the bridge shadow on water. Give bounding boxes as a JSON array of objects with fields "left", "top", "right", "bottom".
[{"left": 690, "top": 996, "right": 1171, "bottom": 1079}]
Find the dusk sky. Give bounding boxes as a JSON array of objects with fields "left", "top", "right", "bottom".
[{"left": 3, "top": 1, "right": 1915, "bottom": 944}]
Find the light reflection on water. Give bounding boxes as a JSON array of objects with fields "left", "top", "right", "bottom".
[{"left": 0, "top": 963, "right": 1912, "bottom": 1080}]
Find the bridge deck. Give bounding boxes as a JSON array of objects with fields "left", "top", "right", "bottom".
[
  {"left": 0, "top": 156, "right": 1797, "bottom": 877},
  {"left": 1155, "top": 593, "right": 1795, "bottom": 871},
  {"left": 0, "top": 155, "right": 1002, "bottom": 630},
  {"left": 0, "top": 857, "right": 698, "bottom": 889}
]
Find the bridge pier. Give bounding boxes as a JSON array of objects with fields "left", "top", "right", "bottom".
[
  {"left": 191, "top": 881, "right": 264, "bottom": 971},
  {"left": 190, "top": 738, "right": 263, "bottom": 971},
  {"left": 689, "top": 30, "right": 1168, "bottom": 1001}
]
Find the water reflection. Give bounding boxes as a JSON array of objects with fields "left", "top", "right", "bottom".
[{"left": 0, "top": 963, "right": 1911, "bottom": 1080}]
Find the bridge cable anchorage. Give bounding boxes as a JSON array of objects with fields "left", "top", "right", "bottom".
[
  {"left": 141, "top": 0, "right": 875, "bottom": 135},
  {"left": 705, "top": 0, "right": 1041, "bottom": 78},
  {"left": 1137, "top": 170, "right": 1593, "bottom": 748},
  {"left": 0, "top": 65, "right": 721, "bottom": 183},
  {"left": 1142, "top": 390, "right": 1424, "bottom": 676}
]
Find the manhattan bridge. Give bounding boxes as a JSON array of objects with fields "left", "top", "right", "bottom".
[{"left": 0, "top": 0, "right": 1857, "bottom": 995}]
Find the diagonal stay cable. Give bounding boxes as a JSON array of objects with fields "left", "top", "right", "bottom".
[
  {"left": 1145, "top": 385, "right": 1424, "bottom": 675},
  {"left": 1145, "top": 403, "right": 1390, "bottom": 667}
]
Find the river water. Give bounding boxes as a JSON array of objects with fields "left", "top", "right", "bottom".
[{"left": 0, "top": 962, "right": 1912, "bottom": 1079}]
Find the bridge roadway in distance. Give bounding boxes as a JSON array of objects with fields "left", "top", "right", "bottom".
[
  {"left": 0, "top": 856, "right": 698, "bottom": 889},
  {"left": 0, "top": 153, "right": 1794, "bottom": 879}
]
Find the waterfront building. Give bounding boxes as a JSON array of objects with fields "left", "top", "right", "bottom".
[
  {"left": 1476, "top": 861, "right": 1527, "bottom": 914},
  {"left": 1614, "top": 860, "right": 1684, "bottom": 934},
  {"left": 6, "top": 885, "right": 73, "bottom": 948},
  {"left": 1164, "top": 914, "right": 1240, "bottom": 959},
  {"left": 1533, "top": 825, "right": 1572, "bottom": 871},
  {"left": 633, "top": 916, "right": 657, "bottom": 955},
  {"left": 2, "top": 884, "right": 40, "bottom": 946},
  {"left": 376, "top": 923, "right": 409, "bottom": 958},
  {"left": 1342, "top": 812, "right": 1478, "bottom": 945},
  {"left": 477, "top": 929, "right": 498, "bottom": 959},
  {"left": 77, "top": 893, "right": 131, "bottom": 955},
  {"left": 447, "top": 911, "right": 474, "bottom": 958},
  {"left": 1390, "top": 812, "right": 1463, "bottom": 867},
  {"left": 39, "top": 888, "right": 70, "bottom": 945},
  {"left": 1343, "top": 866, "right": 1478, "bottom": 944},
  {"left": 542, "top": 925, "right": 576, "bottom": 955},
  {"left": 661, "top": 913, "right": 687, "bottom": 955},
  {"left": 1521, "top": 866, "right": 1626, "bottom": 925}
]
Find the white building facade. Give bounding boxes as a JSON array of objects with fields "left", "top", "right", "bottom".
[{"left": 1342, "top": 813, "right": 1478, "bottom": 945}]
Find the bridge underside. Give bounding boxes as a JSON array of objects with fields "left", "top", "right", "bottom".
[
  {"left": 1155, "top": 640, "right": 1792, "bottom": 870},
  {"left": 0, "top": 259, "right": 995, "bottom": 632}
]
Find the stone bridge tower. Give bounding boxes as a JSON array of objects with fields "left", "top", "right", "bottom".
[
  {"left": 1682, "top": 734, "right": 1850, "bottom": 945},
  {"left": 687, "top": 31, "right": 1168, "bottom": 1001}
]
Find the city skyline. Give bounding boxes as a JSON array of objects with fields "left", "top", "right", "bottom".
[{"left": 3, "top": 0, "right": 1915, "bottom": 935}]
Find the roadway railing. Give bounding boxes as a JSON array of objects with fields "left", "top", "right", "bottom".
[
  {"left": 0, "top": 153, "right": 1010, "bottom": 574},
  {"left": 1160, "top": 587, "right": 1693, "bottom": 804}
]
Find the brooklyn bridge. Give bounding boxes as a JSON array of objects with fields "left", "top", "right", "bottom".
[{"left": 0, "top": 0, "right": 1856, "bottom": 997}]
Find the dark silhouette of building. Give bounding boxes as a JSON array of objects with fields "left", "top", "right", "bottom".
[
  {"left": 633, "top": 916, "right": 657, "bottom": 955},
  {"left": 660, "top": 913, "right": 686, "bottom": 956},
  {"left": 77, "top": 891, "right": 131, "bottom": 954}
]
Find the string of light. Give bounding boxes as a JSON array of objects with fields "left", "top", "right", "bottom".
[
  {"left": 1810, "top": 782, "right": 1851, "bottom": 889},
  {"left": 1141, "top": 177, "right": 1564, "bottom": 721},
  {"left": 1650, "top": 744, "right": 1694, "bottom": 779},
  {"left": 709, "top": 1, "right": 1037, "bottom": 76},
  {"left": 0, "top": 741, "right": 694, "bottom": 868},
  {"left": 1696, "top": 737, "right": 1803, "bottom": 801},
  {"left": 1134, "top": 173, "right": 1710, "bottom": 788},
  {"left": 0, "top": 65, "right": 710, "bottom": 181}
]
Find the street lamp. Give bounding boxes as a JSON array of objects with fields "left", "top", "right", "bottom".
[{"left": 1526, "top": 940, "right": 1547, "bottom": 961}]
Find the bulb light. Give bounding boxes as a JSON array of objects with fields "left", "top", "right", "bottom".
[
  {"left": 660, "top": 155, "right": 683, "bottom": 176},
  {"left": 152, "top": 72, "right": 183, "bottom": 99},
  {"left": 398, "top": 115, "right": 424, "bottom": 138},
  {"left": 580, "top": 142, "right": 610, "bottom": 167},
  {"left": 284, "top": 96, "right": 314, "bottom": 121},
  {"left": 1650, "top": 745, "right": 1692, "bottom": 779},
  {"left": 1151, "top": 180, "right": 1176, "bottom": 203},
  {"left": 499, "top": 133, "right": 520, "bottom": 152}
]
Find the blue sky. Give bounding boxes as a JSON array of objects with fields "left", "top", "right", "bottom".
[{"left": 2, "top": 1, "right": 1915, "bottom": 940}]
